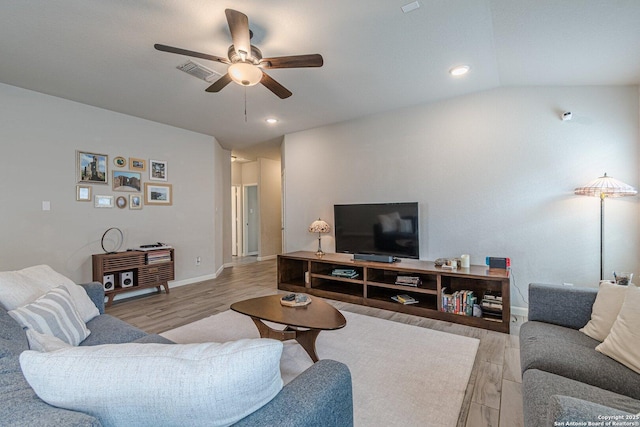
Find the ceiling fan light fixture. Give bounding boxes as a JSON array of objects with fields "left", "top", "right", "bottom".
[{"left": 228, "top": 62, "right": 262, "bottom": 86}]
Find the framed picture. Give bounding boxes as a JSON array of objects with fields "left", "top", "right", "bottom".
[
  {"left": 113, "top": 156, "right": 126, "bottom": 168},
  {"left": 150, "top": 159, "right": 168, "bottom": 181},
  {"left": 77, "top": 151, "right": 108, "bottom": 184},
  {"left": 129, "top": 157, "right": 146, "bottom": 171},
  {"left": 76, "top": 185, "right": 92, "bottom": 201},
  {"left": 116, "top": 196, "right": 127, "bottom": 209},
  {"left": 94, "top": 195, "right": 114, "bottom": 208},
  {"left": 129, "top": 194, "right": 142, "bottom": 210},
  {"left": 112, "top": 171, "right": 142, "bottom": 192},
  {"left": 145, "top": 183, "right": 172, "bottom": 206}
]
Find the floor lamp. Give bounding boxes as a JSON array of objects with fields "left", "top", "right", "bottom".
[{"left": 574, "top": 173, "right": 637, "bottom": 280}]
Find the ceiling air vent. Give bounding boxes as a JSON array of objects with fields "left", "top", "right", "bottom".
[{"left": 176, "top": 60, "right": 221, "bottom": 82}]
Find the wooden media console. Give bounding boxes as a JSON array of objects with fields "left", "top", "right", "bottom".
[{"left": 278, "top": 251, "right": 510, "bottom": 333}]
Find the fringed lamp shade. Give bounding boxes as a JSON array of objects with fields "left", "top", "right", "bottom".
[
  {"left": 574, "top": 173, "right": 637, "bottom": 280},
  {"left": 309, "top": 219, "right": 331, "bottom": 257},
  {"left": 574, "top": 173, "right": 637, "bottom": 198}
]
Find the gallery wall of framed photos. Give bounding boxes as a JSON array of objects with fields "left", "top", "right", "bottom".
[{"left": 76, "top": 151, "right": 172, "bottom": 209}]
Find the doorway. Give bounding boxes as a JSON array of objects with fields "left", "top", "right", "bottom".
[{"left": 231, "top": 186, "right": 241, "bottom": 256}]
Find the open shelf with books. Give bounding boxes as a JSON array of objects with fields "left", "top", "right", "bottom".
[
  {"left": 367, "top": 285, "right": 438, "bottom": 311},
  {"left": 277, "top": 251, "right": 510, "bottom": 333}
]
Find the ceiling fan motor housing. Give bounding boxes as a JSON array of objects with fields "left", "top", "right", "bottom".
[{"left": 228, "top": 45, "right": 262, "bottom": 65}]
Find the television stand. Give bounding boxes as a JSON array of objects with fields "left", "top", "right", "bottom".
[{"left": 278, "top": 251, "right": 510, "bottom": 333}]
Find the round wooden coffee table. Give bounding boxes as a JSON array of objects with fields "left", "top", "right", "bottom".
[{"left": 230, "top": 294, "right": 346, "bottom": 362}]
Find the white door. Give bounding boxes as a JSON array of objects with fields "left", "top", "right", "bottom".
[{"left": 244, "top": 184, "right": 259, "bottom": 255}]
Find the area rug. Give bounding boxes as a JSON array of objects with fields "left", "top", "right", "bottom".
[{"left": 161, "top": 310, "right": 479, "bottom": 427}]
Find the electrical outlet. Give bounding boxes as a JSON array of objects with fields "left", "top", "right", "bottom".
[{"left": 195, "top": 256, "right": 201, "bottom": 266}]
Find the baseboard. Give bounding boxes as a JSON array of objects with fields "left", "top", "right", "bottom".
[
  {"left": 109, "top": 270, "right": 222, "bottom": 303},
  {"left": 257, "top": 254, "right": 277, "bottom": 261},
  {"left": 510, "top": 305, "right": 528, "bottom": 318},
  {"left": 170, "top": 272, "right": 219, "bottom": 289}
]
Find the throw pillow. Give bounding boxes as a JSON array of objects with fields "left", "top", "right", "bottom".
[
  {"left": 596, "top": 285, "right": 640, "bottom": 374},
  {"left": 0, "top": 264, "right": 99, "bottom": 322},
  {"left": 8, "top": 286, "right": 90, "bottom": 346},
  {"left": 579, "top": 281, "right": 628, "bottom": 342},
  {"left": 20, "top": 339, "right": 284, "bottom": 427},
  {"left": 26, "top": 329, "right": 72, "bottom": 352}
]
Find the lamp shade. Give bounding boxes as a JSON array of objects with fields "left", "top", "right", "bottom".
[
  {"left": 575, "top": 173, "right": 637, "bottom": 198},
  {"left": 228, "top": 62, "right": 263, "bottom": 87},
  {"left": 308, "top": 219, "right": 331, "bottom": 234}
]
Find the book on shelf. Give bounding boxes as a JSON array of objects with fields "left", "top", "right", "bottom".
[
  {"left": 391, "top": 294, "right": 419, "bottom": 305},
  {"left": 145, "top": 249, "right": 172, "bottom": 264},
  {"left": 395, "top": 275, "right": 421, "bottom": 287},
  {"left": 440, "top": 288, "right": 476, "bottom": 316},
  {"left": 331, "top": 268, "right": 359, "bottom": 279},
  {"left": 481, "top": 291, "right": 503, "bottom": 312}
]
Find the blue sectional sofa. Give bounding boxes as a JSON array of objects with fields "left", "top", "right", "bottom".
[
  {"left": 0, "top": 282, "right": 353, "bottom": 426},
  {"left": 520, "top": 283, "right": 640, "bottom": 426}
]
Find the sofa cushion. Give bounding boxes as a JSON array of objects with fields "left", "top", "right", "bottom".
[
  {"left": 0, "top": 265, "right": 99, "bottom": 322},
  {"left": 596, "top": 284, "right": 640, "bottom": 374},
  {"left": 8, "top": 287, "right": 90, "bottom": 346},
  {"left": 580, "top": 281, "right": 629, "bottom": 341},
  {"left": 26, "top": 329, "right": 72, "bottom": 352},
  {"left": 522, "top": 369, "right": 640, "bottom": 427},
  {"left": 520, "top": 320, "right": 640, "bottom": 400},
  {"left": 80, "top": 313, "right": 147, "bottom": 346},
  {"left": 0, "top": 307, "right": 28, "bottom": 354},
  {"left": 0, "top": 340, "right": 100, "bottom": 427},
  {"left": 20, "top": 339, "right": 284, "bottom": 427},
  {"left": 548, "top": 395, "right": 635, "bottom": 425}
]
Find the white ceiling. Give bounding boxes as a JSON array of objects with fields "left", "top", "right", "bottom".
[{"left": 1, "top": 1, "right": 639, "bottom": 151}]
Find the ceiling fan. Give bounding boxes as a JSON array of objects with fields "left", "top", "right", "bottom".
[{"left": 154, "top": 9, "right": 323, "bottom": 99}]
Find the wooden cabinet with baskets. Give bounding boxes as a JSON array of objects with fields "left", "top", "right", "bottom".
[{"left": 92, "top": 249, "right": 174, "bottom": 306}]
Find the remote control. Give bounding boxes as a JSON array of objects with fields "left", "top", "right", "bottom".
[{"left": 282, "top": 293, "right": 296, "bottom": 301}]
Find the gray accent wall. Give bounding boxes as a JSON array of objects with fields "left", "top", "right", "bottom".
[
  {"left": 0, "top": 83, "right": 228, "bottom": 285},
  {"left": 282, "top": 86, "right": 640, "bottom": 310}
]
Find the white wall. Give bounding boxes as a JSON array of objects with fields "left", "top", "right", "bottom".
[
  {"left": 0, "top": 83, "right": 228, "bottom": 285},
  {"left": 283, "top": 86, "right": 640, "bottom": 309}
]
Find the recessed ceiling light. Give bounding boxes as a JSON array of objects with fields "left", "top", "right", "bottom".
[
  {"left": 401, "top": 1, "right": 420, "bottom": 13},
  {"left": 449, "top": 65, "right": 470, "bottom": 77},
  {"left": 265, "top": 118, "right": 278, "bottom": 124}
]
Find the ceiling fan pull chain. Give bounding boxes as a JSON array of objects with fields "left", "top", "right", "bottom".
[{"left": 244, "top": 87, "right": 248, "bottom": 122}]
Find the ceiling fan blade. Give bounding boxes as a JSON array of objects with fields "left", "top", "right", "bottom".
[
  {"left": 225, "top": 9, "right": 251, "bottom": 58},
  {"left": 205, "top": 74, "right": 233, "bottom": 92},
  {"left": 154, "top": 44, "right": 229, "bottom": 64},
  {"left": 260, "top": 54, "right": 324, "bottom": 69},
  {"left": 260, "top": 72, "right": 292, "bottom": 99}
]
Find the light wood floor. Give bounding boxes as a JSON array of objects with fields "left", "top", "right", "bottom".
[{"left": 106, "top": 259, "right": 524, "bottom": 427}]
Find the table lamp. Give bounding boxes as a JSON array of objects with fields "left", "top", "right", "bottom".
[
  {"left": 574, "top": 173, "right": 636, "bottom": 280},
  {"left": 308, "top": 218, "right": 331, "bottom": 257}
]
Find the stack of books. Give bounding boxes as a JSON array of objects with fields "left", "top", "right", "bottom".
[
  {"left": 441, "top": 288, "right": 477, "bottom": 316},
  {"left": 146, "top": 249, "right": 172, "bottom": 264},
  {"left": 331, "top": 268, "right": 359, "bottom": 279},
  {"left": 395, "top": 275, "right": 421, "bottom": 287},
  {"left": 391, "top": 294, "right": 419, "bottom": 305},
  {"left": 481, "top": 293, "right": 503, "bottom": 318}
]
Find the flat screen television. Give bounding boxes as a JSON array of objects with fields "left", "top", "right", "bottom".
[{"left": 334, "top": 202, "right": 419, "bottom": 259}]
